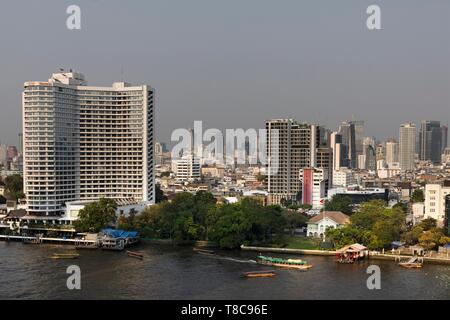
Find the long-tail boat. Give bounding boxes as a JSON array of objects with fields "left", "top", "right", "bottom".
[
  {"left": 51, "top": 253, "right": 80, "bottom": 259},
  {"left": 256, "top": 255, "right": 312, "bottom": 270},
  {"left": 241, "top": 270, "right": 277, "bottom": 278},
  {"left": 126, "top": 250, "right": 144, "bottom": 259}
]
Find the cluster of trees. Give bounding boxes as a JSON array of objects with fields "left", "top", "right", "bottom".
[
  {"left": 73, "top": 198, "right": 118, "bottom": 232},
  {"left": 325, "top": 200, "right": 406, "bottom": 250},
  {"left": 410, "top": 189, "right": 425, "bottom": 203},
  {"left": 0, "top": 174, "right": 24, "bottom": 203},
  {"left": 403, "top": 218, "right": 450, "bottom": 250},
  {"left": 323, "top": 194, "right": 353, "bottom": 215},
  {"left": 112, "top": 191, "right": 308, "bottom": 249},
  {"left": 325, "top": 200, "right": 450, "bottom": 251}
]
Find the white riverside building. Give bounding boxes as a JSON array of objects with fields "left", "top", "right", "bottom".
[{"left": 22, "top": 72, "right": 155, "bottom": 219}]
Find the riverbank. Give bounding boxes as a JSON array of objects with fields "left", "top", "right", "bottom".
[
  {"left": 241, "top": 245, "right": 336, "bottom": 256},
  {"left": 136, "top": 238, "right": 219, "bottom": 247},
  {"left": 241, "top": 245, "right": 450, "bottom": 265}
]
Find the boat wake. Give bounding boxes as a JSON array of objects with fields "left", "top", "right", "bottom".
[
  {"left": 194, "top": 250, "right": 257, "bottom": 264},
  {"left": 216, "top": 256, "right": 257, "bottom": 264}
]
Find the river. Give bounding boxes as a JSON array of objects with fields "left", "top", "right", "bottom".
[{"left": 0, "top": 242, "right": 449, "bottom": 300}]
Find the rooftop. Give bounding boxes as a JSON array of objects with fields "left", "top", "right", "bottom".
[{"left": 307, "top": 211, "right": 350, "bottom": 225}]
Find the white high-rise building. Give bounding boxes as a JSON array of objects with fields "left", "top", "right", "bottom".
[
  {"left": 23, "top": 71, "right": 155, "bottom": 216},
  {"left": 385, "top": 139, "right": 398, "bottom": 164},
  {"left": 330, "top": 132, "right": 342, "bottom": 171},
  {"left": 399, "top": 123, "right": 416, "bottom": 172}
]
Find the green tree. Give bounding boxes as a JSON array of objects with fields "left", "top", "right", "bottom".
[
  {"left": 347, "top": 200, "right": 406, "bottom": 249},
  {"left": 411, "top": 189, "right": 425, "bottom": 203},
  {"left": 255, "top": 174, "right": 266, "bottom": 182},
  {"left": 247, "top": 202, "right": 286, "bottom": 244},
  {"left": 208, "top": 203, "right": 252, "bottom": 249},
  {"left": 134, "top": 202, "right": 169, "bottom": 238},
  {"left": 439, "top": 235, "right": 450, "bottom": 246},
  {"left": 74, "top": 198, "right": 118, "bottom": 232},
  {"left": 324, "top": 195, "right": 353, "bottom": 215},
  {"left": 193, "top": 191, "right": 217, "bottom": 239},
  {"left": 350, "top": 200, "right": 386, "bottom": 230},
  {"left": 155, "top": 184, "right": 167, "bottom": 203},
  {"left": 419, "top": 230, "right": 439, "bottom": 251},
  {"left": 117, "top": 211, "right": 136, "bottom": 231},
  {"left": 403, "top": 225, "right": 424, "bottom": 245},
  {"left": 417, "top": 217, "right": 437, "bottom": 231},
  {"left": 284, "top": 210, "right": 308, "bottom": 235},
  {"left": 393, "top": 202, "right": 407, "bottom": 213},
  {"left": 325, "top": 225, "right": 371, "bottom": 249},
  {"left": 4, "top": 174, "right": 24, "bottom": 202}
]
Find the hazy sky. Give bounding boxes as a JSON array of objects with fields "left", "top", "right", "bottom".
[{"left": 0, "top": 0, "right": 449, "bottom": 147}]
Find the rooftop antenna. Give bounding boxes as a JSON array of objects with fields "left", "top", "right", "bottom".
[{"left": 121, "top": 66, "right": 124, "bottom": 82}]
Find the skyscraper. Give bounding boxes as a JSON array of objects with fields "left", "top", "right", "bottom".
[
  {"left": 266, "top": 119, "right": 319, "bottom": 205},
  {"left": 399, "top": 123, "right": 416, "bottom": 172},
  {"left": 338, "top": 121, "right": 356, "bottom": 168},
  {"left": 330, "top": 132, "right": 342, "bottom": 171},
  {"left": 385, "top": 139, "right": 398, "bottom": 164},
  {"left": 441, "top": 124, "right": 448, "bottom": 153},
  {"left": 363, "top": 137, "right": 376, "bottom": 171},
  {"left": 350, "top": 120, "right": 364, "bottom": 157},
  {"left": 23, "top": 71, "right": 155, "bottom": 216},
  {"left": 419, "top": 120, "right": 441, "bottom": 164}
]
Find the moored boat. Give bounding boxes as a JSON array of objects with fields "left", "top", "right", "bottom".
[
  {"left": 241, "top": 270, "right": 276, "bottom": 278},
  {"left": 126, "top": 250, "right": 144, "bottom": 259},
  {"left": 51, "top": 253, "right": 80, "bottom": 259},
  {"left": 256, "top": 255, "right": 312, "bottom": 270},
  {"left": 398, "top": 257, "right": 423, "bottom": 269}
]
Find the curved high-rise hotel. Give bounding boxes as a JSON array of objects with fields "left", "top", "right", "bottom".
[{"left": 22, "top": 71, "right": 155, "bottom": 216}]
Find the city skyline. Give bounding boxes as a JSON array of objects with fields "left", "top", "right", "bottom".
[
  {"left": 1, "top": 1, "right": 450, "bottom": 303},
  {"left": 1, "top": 0, "right": 450, "bottom": 146}
]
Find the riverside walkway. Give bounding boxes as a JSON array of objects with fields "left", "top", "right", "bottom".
[{"left": 241, "top": 245, "right": 450, "bottom": 265}]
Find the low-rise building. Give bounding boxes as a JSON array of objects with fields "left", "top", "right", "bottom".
[
  {"left": 424, "top": 181, "right": 450, "bottom": 224},
  {"left": 327, "top": 187, "right": 389, "bottom": 205},
  {"left": 412, "top": 202, "right": 425, "bottom": 224},
  {"left": 172, "top": 155, "right": 201, "bottom": 182},
  {"left": 306, "top": 211, "right": 350, "bottom": 238},
  {"left": 377, "top": 160, "right": 401, "bottom": 179},
  {"left": 332, "top": 169, "right": 354, "bottom": 187}
]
